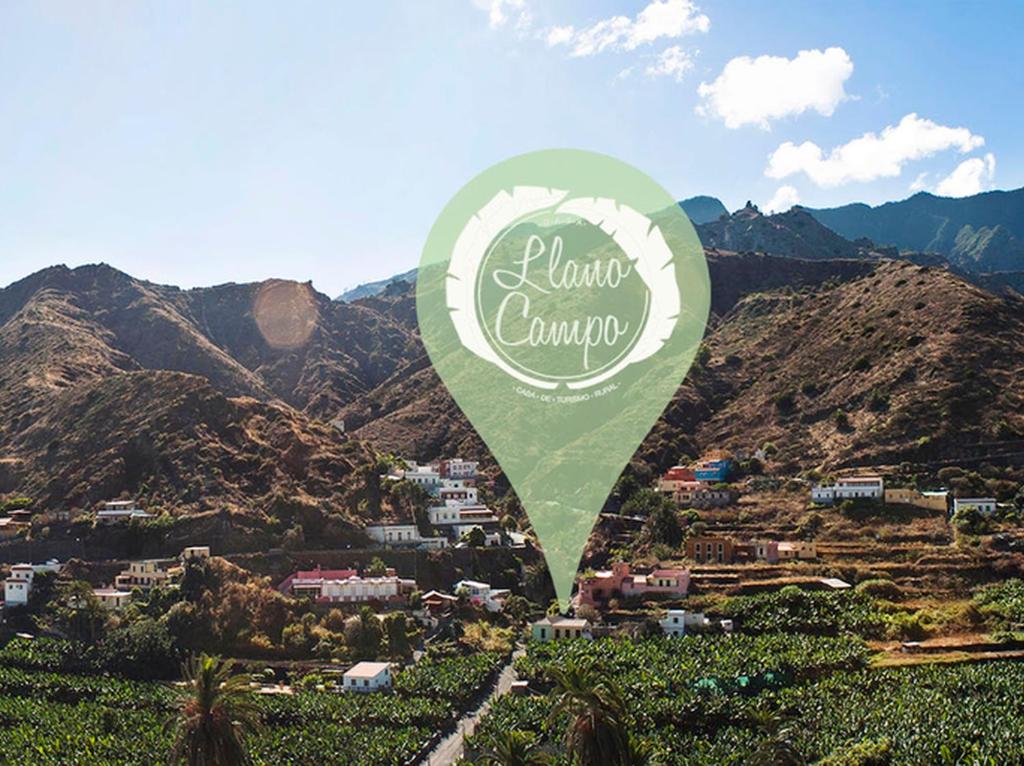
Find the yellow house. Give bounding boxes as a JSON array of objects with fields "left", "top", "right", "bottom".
[{"left": 885, "top": 488, "right": 949, "bottom": 512}]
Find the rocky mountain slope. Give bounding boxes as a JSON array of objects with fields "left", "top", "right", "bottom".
[
  {"left": 808, "top": 187, "right": 1024, "bottom": 273},
  {"left": 339, "top": 257, "right": 1024, "bottom": 474},
  {"left": 0, "top": 264, "right": 416, "bottom": 513}
]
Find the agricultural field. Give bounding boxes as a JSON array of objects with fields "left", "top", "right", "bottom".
[
  {"left": 469, "top": 635, "right": 1024, "bottom": 765},
  {"left": 0, "top": 637, "right": 504, "bottom": 766}
]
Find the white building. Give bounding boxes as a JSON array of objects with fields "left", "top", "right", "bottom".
[
  {"left": 2, "top": 560, "right": 62, "bottom": 606},
  {"left": 453, "top": 580, "right": 510, "bottom": 612},
  {"left": 953, "top": 497, "right": 998, "bottom": 515},
  {"left": 438, "top": 483, "right": 478, "bottom": 506},
  {"left": 811, "top": 475, "right": 884, "bottom": 504},
  {"left": 531, "top": 615, "right": 593, "bottom": 642},
  {"left": 428, "top": 504, "right": 499, "bottom": 527},
  {"left": 365, "top": 524, "right": 448, "bottom": 550},
  {"left": 279, "top": 567, "right": 416, "bottom": 604},
  {"left": 439, "top": 458, "right": 478, "bottom": 479},
  {"left": 114, "top": 559, "right": 182, "bottom": 592},
  {"left": 93, "top": 588, "right": 132, "bottom": 610},
  {"left": 96, "top": 500, "right": 155, "bottom": 524},
  {"left": 343, "top": 662, "right": 392, "bottom": 692},
  {"left": 394, "top": 463, "right": 441, "bottom": 492},
  {"left": 659, "top": 609, "right": 688, "bottom": 637},
  {"left": 182, "top": 546, "right": 211, "bottom": 561}
]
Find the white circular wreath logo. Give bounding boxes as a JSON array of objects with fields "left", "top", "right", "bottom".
[{"left": 446, "top": 186, "right": 681, "bottom": 390}]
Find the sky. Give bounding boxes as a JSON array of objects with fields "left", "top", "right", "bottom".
[{"left": 1, "top": 0, "right": 1022, "bottom": 297}]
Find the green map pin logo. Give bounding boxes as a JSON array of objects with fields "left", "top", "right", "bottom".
[{"left": 417, "top": 149, "right": 709, "bottom": 610}]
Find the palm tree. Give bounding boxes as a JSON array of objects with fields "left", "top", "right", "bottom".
[
  {"left": 167, "top": 653, "right": 262, "bottom": 766},
  {"left": 747, "top": 706, "right": 806, "bottom": 766},
  {"left": 473, "top": 730, "right": 551, "bottom": 766},
  {"left": 547, "top": 662, "right": 631, "bottom": 766}
]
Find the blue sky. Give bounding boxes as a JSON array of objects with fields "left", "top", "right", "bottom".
[{"left": 1, "top": 1, "right": 1021, "bottom": 297}]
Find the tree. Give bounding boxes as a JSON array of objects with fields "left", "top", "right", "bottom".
[
  {"left": 344, "top": 606, "right": 383, "bottom": 660},
  {"left": 167, "top": 654, "right": 262, "bottom": 766},
  {"left": 548, "top": 662, "right": 631, "bottom": 766},
  {"left": 747, "top": 707, "right": 806, "bottom": 766},
  {"left": 462, "top": 526, "right": 487, "bottom": 547},
  {"left": 366, "top": 557, "right": 388, "bottom": 577},
  {"left": 641, "top": 498, "right": 683, "bottom": 548},
  {"left": 96, "top": 618, "right": 181, "bottom": 680},
  {"left": 383, "top": 612, "right": 415, "bottom": 659},
  {"left": 471, "top": 730, "right": 551, "bottom": 766},
  {"left": 47, "top": 580, "right": 111, "bottom": 645}
]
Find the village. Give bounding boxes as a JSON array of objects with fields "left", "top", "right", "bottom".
[{"left": 2, "top": 448, "right": 1024, "bottom": 764}]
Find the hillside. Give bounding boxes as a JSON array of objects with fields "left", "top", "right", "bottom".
[
  {"left": 808, "top": 187, "right": 1024, "bottom": 273},
  {"left": 0, "top": 264, "right": 411, "bottom": 514},
  {"left": 340, "top": 258, "right": 1024, "bottom": 474},
  {"left": 680, "top": 195, "right": 729, "bottom": 224},
  {"left": 697, "top": 202, "right": 870, "bottom": 261}
]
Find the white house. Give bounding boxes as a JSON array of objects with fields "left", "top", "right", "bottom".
[
  {"left": 93, "top": 587, "right": 132, "bottom": 610},
  {"left": 438, "top": 483, "right": 479, "bottom": 506},
  {"left": 428, "top": 504, "right": 499, "bottom": 527},
  {"left": 343, "top": 662, "right": 392, "bottom": 692},
  {"left": 182, "top": 546, "right": 211, "bottom": 561},
  {"left": 365, "top": 524, "right": 422, "bottom": 546},
  {"left": 531, "top": 615, "right": 593, "bottom": 642},
  {"left": 96, "top": 500, "right": 155, "bottom": 524},
  {"left": 811, "top": 475, "right": 884, "bottom": 504},
  {"left": 2, "top": 560, "right": 62, "bottom": 606},
  {"left": 114, "top": 559, "right": 182, "bottom": 592},
  {"left": 659, "top": 609, "right": 688, "bottom": 637},
  {"left": 953, "top": 497, "right": 998, "bottom": 515},
  {"left": 439, "top": 458, "right": 478, "bottom": 479},
  {"left": 453, "top": 580, "right": 510, "bottom": 612},
  {"left": 396, "top": 463, "right": 441, "bottom": 492}
]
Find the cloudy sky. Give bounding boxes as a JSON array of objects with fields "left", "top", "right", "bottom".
[{"left": 1, "top": 1, "right": 1021, "bottom": 296}]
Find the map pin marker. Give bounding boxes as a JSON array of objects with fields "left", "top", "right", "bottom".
[{"left": 417, "top": 150, "right": 710, "bottom": 611}]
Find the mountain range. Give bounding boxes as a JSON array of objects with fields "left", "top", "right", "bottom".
[{"left": 3, "top": 185, "right": 1024, "bottom": 520}]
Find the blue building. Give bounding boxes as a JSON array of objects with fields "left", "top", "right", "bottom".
[{"left": 693, "top": 458, "right": 732, "bottom": 483}]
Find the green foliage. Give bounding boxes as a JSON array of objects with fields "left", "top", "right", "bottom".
[
  {"left": 718, "top": 587, "right": 887, "bottom": 638},
  {"left": 817, "top": 738, "right": 892, "bottom": 766}
]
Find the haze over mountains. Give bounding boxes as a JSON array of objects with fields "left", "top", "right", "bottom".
[{"left": 3, "top": 185, "right": 1024, "bottom": 519}]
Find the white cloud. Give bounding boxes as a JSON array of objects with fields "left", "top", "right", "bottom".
[
  {"left": 697, "top": 47, "right": 853, "bottom": 129},
  {"left": 546, "top": 0, "right": 709, "bottom": 58},
  {"left": 909, "top": 172, "right": 930, "bottom": 192},
  {"left": 476, "top": 0, "right": 531, "bottom": 30},
  {"left": 764, "top": 185, "right": 800, "bottom": 214},
  {"left": 935, "top": 153, "right": 996, "bottom": 198},
  {"left": 766, "top": 113, "right": 985, "bottom": 187},
  {"left": 645, "top": 46, "right": 695, "bottom": 81}
]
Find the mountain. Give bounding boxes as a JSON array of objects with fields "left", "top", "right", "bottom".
[
  {"left": 337, "top": 268, "right": 418, "bottom": 302},
  {"left": 679, "top": 195, "right": 728, "bottom": 224},
  {"left": 696, "top": 202, "right": 870, "bottom": 261},
  {"left": 808, "top": 187, "right": 1024, "bottom": 273},
  {"left": 337, "top": 255, "right": 1024, "bottom": 474},
  {"left": 0, "top": 264, "right": 417, "bottom": 513}
]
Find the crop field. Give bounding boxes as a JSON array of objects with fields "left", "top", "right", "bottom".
[
  {"left": 470, "top": 635, "right": 1024, "bottom": 765},
  {"left": 0, "top": 638, "right": 504, "bottom": 766}
]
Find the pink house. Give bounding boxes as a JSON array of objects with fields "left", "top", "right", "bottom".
[{"left": 577, "top": 562, "right": 690, "bottom": 606}]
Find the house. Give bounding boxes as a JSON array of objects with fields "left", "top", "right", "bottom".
[
  {"left": 777, "top": 541, "right": 817, "bottom": 560},
  {"left": 182, "top": 546, "right": 211, "bottom": 561},
  {"left": 953, "top": 497, "right": 998, "bottom": 516},
  {"left": 114, "top": 559, "right": 182, "bottom": 592},
  {"left": 0, "top": 517, "right": 28, "bottom": 539},
  {"left": 438, "top": 458, "right": 478, "bottom": 479},
  {"left": 657, "top": 466, "right": 697, "bottom": 493},
  {"left": 420, "top": 590, "right": 458, "bottom": 613},
  {"left": 277, "top": 566, "right": 416, "bottom": 603},
  {"left": 885, "top": 488, "right": 950, "bottom": 512},
  {"left": 343, "top": 661, "right": 392, "bottom": 692},
  {"left": 428, "top": 504, "right": 499, "bottom": 528},
  {"left": 531, "top": 615, "right": 593, "bottom": 642},
  {"left": 438, "top": 483, "right": 478, "bottom": 505},
  {"left": 660, "top": 609, "right": 713, "bottom": 636},
  {"left": 686, "top": 536, "right": 735, "bottom": 564},
  {"left": 811, "top": 475, "right": 884, "bottom": 504},
  {"left": 675, "top": 485, "right": 734, "bottom": 509},
  {"left": 751, "top": 540, "right": 780, "bottom": 563},
  {"left": 365, "top": 523, "right": 448, "bottom": 550},
  {"left": 576, "top": 562, "right": 690, "bottom": 606},
  {"left": 96, "top": 500, "right": 155, "bottom": 524},
  {"left": 2, "top": 560, "right": 62, "bottom": 606},
  {"left": 659, "top": 609, "right": 688, "bottom": 637},
  {"left": 93, "top": 588, "right": 132, "bottom": 610},
  {"left": 692, "top": 455, "right": 733, "bottom": 483},
  {"left": 395, "top": 463, "right": 441, "bottom": 492},
  {"left": 453, "top": 580, "right": 510, "bottom": 612}
]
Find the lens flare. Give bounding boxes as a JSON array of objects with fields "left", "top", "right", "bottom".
[{"left": 253, "top": 280, "right": 319, "bottom": 350}]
